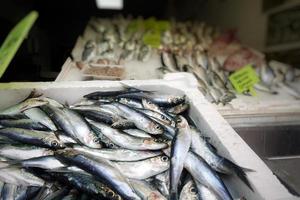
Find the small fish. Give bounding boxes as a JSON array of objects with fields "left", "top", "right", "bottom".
[
  {"left": 152, "top": 171, "right": 170, "bottom": 197},
  {"left": 114, "top": 155, "right": 170, "bottom": 180},
  {"left": 170, "top": 116, "right": 191, "bottom": 199},
  {"left": 179, "top": 178, "right": 199, "bottom": 200},
  {"left": 167, "top": 103, "right": 189, "bottom": 115},
  {"left": 195, "top": 181, "right": 219, "bottom": 200},
  {"left": 1, "top": 183, "right": 17, "bottom": 200},
  {"left": 88, "top": 120, "right": 167, "bottom": 150},
  {"left": 82, "top": 40, "right": 96, "bottom": 62},
  {"left": 0, "top": 145, "right": 53, "bottom": 160},
  {"left": 73, "top": 145, "right": 161, "bottom": 161},
  {"left": 0, "top": 119, "right": 49, "bottom": 131},
  {"left": 130, "top": 179, "right": 166, "bottom": 200},
  {"left": 161, "top": 51, "right": 178, "bottom": 72},
  {"left": 23, "top": 108, "right": 57, "bottom": 131},
  {"left": 55, "top": 149, "right": 141, "bottom": 200},
  {"left": 100, "top": 102, "right": 164, "bottom": 135},
  {"left": 0, "top": 128, "right": 65, "bottom": 149},
  {"left": 123, "top": 129, "right": 152, "bottom": 138},
  {"left": 0, "top": 98, "right": 48, "bottom": 115}
]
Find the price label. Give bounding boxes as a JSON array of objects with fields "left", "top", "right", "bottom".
[
  {"left": 0, "top": 11, "right": 38, "bottom": 78},
  {"left": 143, "top": 30, "right": 161, "bottom": 48},
  {"left": 229, "top": 65, "right": 259, "bottom": 96},
  {"left": 127, "top": 19, "right": 143, "bottom": 33},
  {"left": 157, "top": 20, "right": 170, "bottom": 32}
]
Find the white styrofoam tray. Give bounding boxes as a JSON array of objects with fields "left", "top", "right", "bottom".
[{"left": 0, "top": 74, "right": 296, "bottom": 199}]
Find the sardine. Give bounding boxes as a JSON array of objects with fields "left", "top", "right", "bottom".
[
  {"left": 0, "top": 145, "right": 53, "bottom": 160},
  {"left": 1, "top": 183, "right": 17, "bottom": 200},
  {"left": 179, "top": 178, "right": 199, "bottom": 200},
  {"left": 130, "top": 179, "right": 166, "bottom": 200},
  {"left": 114, "top": 155, "right": 170, "bottom": 180},
  {"left": 0, "top": 98, "right": 48, "bottom": 115},
  {"left": 0, "top": 119, "right": 49, "bottom": 131},
  {"left": 55, "top": 149, "right": 141, "bottom": 200},
  {"left": 123, "top": 129, "right": 152, "bottom": 138},
  {"left": 23, "top": 108, "right": 57, "bottom": 131},
  {"left": 170, "top": 116, "right": 191, "bottom": 199}
]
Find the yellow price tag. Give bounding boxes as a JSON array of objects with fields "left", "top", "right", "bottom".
[
  {"left": 229, "top": 65, "right": 260, "bottom": 95},
  {"left": 143, "top": 30, "right": 161, "bottom": 48},
  {"left": 0, "top": 11, "right": 38, "bottom": 78}
]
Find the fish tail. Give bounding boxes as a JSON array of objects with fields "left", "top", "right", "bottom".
[{"left": 223, "top": 159, "right": 254, "bottom": 191}]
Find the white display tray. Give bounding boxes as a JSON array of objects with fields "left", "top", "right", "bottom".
[{"left": 0, "top": 74, "right": 296, "bottom": 199}]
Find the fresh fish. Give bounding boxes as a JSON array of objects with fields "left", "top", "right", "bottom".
[
  {"left": 41, "top": 105, "right": 101, "bottom": 148},
  {"left": 130, "top": 179, "right": 166, "bottom": 200},
  {"left": 15, "top": 186, "right": 41, "bottom": 200},
  {"left": 100, "top": 102, "right": 164, "bottom": 135},
  {"left": 82, "top": 40, "right": 96, "bottom": 61},
  {"left": 0, "top": 145, "right": 53, "bottom": 160},
  {"left": 161, "top": 51, "right": 178, "bottom": 72},
  {"left": 123, "top": 129, "right": 152, "bottom": 138},
  {"left": 141, "top": 99, "right": 174, "bottom": 122},
  {"left": 0, "top": 162, "right": 45, "bottom": 187},
  {"left": 170, "top": 116, "right": 191, "bottom": 199},
  {"left": 90, "top": 124, "right": 119, "bottom": 149},
  {"left": 0, "top": 128, "right": 65, "bottom": 149},
  {"left": 136, "top": 108, "right": 172, "bottom": 125},
  {"left": 179, "top": 178, "right": 199, "bottom": 200},
  {"left": 73, "top": 145, "right": 161, "bottom": 161},
  {"left": 88, "top": 120, "right": 167, "bottom": 150},
  {"left": 195, "top": 181, "right": 218, "bottom": 200},
  {"left": 5, "top": 156, "right": 65, "bottom": 170},
  {"left": 114, "top": 155, "right": 170, "bottom": 180},
  {"left": 152, "top": 171, "right": 170, "bottom": 197},
  {"left": 184, "top": 152, "right": 233, "bottom": 200},
  {"left": 0, "top": 98, "right": 48, "bottom": 115},
  {"left": 167, "top": 103, "right": 189, "bottom": 115},
  {"left": 23, "top": 108, "right": 57, "bottom": 131},
  {"left": 117, "top": 93, "right": 186, "bottom": 106},
  {"left": 50, "top": 171, "right": 122, "bottom": 200},
  {"left": 149, "top": 116, "right": 177, "bottom": 139},
  {"left": 1, "top": 183, "right": 17, "bottom": 200},
  {"left": 54, "top": 149, "right": 141, "bottom": 200},
  {"left": 42, "top": 187, "right": 70, "bottom": 200},
  {"left": 0, "top": 114, "right": 27, "bottom": 120},
  {"left": 57, "top": 133, "right": 77, "bottom": 145},
  {"left": 118, "top": 98, "right": 143, "bottom": 109},
  {"left": 190, "top": 128, "right": 251, "bottom": 191},
  {"left": 0, "top": 119, "right": 49, "bottom": 131}
]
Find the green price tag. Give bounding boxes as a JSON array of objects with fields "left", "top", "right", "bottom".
[
  {"left": 229, "top": 65, "right": 260, "bottom": 95},
  {"left": 0, "top": 11, "right": 38, "bottom": 78},
  {"left": 143, "top": 30, "right": 161, "bottom": 48},
  {"left": 157, "top": 20, "right": 170, "bottom": 32}
]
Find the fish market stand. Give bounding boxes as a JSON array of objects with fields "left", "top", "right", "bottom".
[{"left": 0, "top": 74, "right": 296, "bottom": 199}]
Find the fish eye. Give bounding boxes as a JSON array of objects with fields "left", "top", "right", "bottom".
[
  {"left": 108, "top": 143, "right": 115, "bottom": 148},
  {"left": 93, "top": 137, "right": 99, "bottom": 143},
  {"left": 108, "top": 191, "right": 114, "bottom": 197},
  {"left": 51, "top": 140, "right": 59, "bottom": 147},
  {"left": 155, "top": 125, "right": 161, "bottom": 130},
  {"left": 161, "top": 116, "right": 167, "bottom": 120},
  {"left": 176, "top": 118, "right": 182, "bottom": 123},
  {"left": 190, "top": 187, "right": 197, "bottom": 194},
  {"left": 161, "top": 156, "right": 169, "bottom": 162}
]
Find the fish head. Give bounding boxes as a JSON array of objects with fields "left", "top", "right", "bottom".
[
  {"left": 54, "top": 148, "right": 79, "bottom": 158},
  {"left": 169, "top": 95, "right": 186, "bottom": 105},
  {"left": 42, "top": 134, "right": 65, "bottom": 149},
  {"left": 84, "top": 132, "right": 102, "bottom": 149},
  {"left": 141, "top": 98, "right": 156, "bottom": 109},
  {"left": 176, "top": 116, "right": 189, "bottom": 129},
  {"left": 148, "top": 121, "right": 164, "bottom": 135}
]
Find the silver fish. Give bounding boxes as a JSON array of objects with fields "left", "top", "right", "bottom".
[
  {"left": 0, "top": 128, "right": 65, "bottom": 149},
  {"left": 170, "top": 116, "right": 191, "bottom": 199},
  {"left": 123, "top": 129, "right": 152, "bottom": 138},
  {"left": 73, "top": 145, "right": 161, "bottom": 161},
  {"left": 1, "top": 183, "right": 17, "bottom": 200},
  {"left": 152, "top": 171, "right": 170, "bottom": 197},
  {"left": 179, "top": 179, "right": 199, "bottom": 200},
  {"left": 88, "top": 120, "right": 167, "bottom": 150},
  {"left": 23, "top": 108, "right": 57, "bottom": 131},
  {"left": 41, "top": 105, "right": 101, "bottom": 148},
  {"left": 195, "top": 181, "right": 218, "bottom": 200},
  {"left": 0, "top": 162, "right": 45, "bottom": 187},
  {"left": 100, "top": 102, "right": 164, "bottom": 135},
  {"left": 114, "top": 155, "right": 170, "bottom": 180},
  {"left": 0, "top": 98, "right": 48, "bottom": 115},
  {"left": 0, "top": 145, "right": 53, "bottom": 160},
  {"left": 0, "top": 119, "right": 49, "bottom": 131},
  {"left": 130, "top": 179, "right": 166, "bottom": 200}
]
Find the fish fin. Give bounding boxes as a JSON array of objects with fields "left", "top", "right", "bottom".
[
  {"left": 223, "top": 159, "right": 254, "bottom": 191},
  {"left": 205, "top": 142, "right": 218, "bottom": 153},
  {"left": 119, "top": 82, "right": 154, "bottom": 94},
  {"left": 0, "top": 160, "right": 22, "bottom": 169}
]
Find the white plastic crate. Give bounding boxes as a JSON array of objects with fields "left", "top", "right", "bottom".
[{"left": 0, "top": 74, "right": 296, "bottom": 200}]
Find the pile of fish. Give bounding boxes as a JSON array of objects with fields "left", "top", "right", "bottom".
[{"left": 0, "top": 85, "right": 254, "bottom": 199}]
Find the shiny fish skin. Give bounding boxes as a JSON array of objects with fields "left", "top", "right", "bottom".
[
  {"left": 190, "top": 129, "right": 253, "bottom": 191},
  {"left": 41, "top": 105, "right": 101, "bottom": 148},
  {"left": 141, "top": 99, "right": 175, "bottom": 123},
  {"left": 184, "top": 152, "right": 233, "bottom": 200},
  {"left": 0, "top": 145, "right": 53, "bottom": 160},
  {"left": 114, "top": 156, "right": 170, "bottom": 180},
  {"left": 179, "top": 179, "right": 199, "bottom": 200},
  {"left": 0, "top": 119, "right": 49, "bottom": 131},
  {"left": 195, "top": 181, "right": 218, "bottom": 200},
  {"left": 100, "top": 102, "right": 163, "bottom": 135},
  {"left": 123, "top": 129, "right": 152, "bottom": 138},
  {"left": 9, "top": 156, "right": 65, "bottom": 170},
  {"left": 1, "top": 183, "right": 17, "bottom": 200},
  {"left": 88, "top": 120, "right": 167, "bottom": 150},
  {"left": 55, "top": 150, "right": 141, "bottom": 200},
  {"left": 73, "top": 145, "right": 161, "bottom": 161},
  {"left": 136, "top": 108, "right": 172, "bottom": 126},
  {"left": 0, "top": 128, "right": 65, "bottom": 149},
  {"left": 170, "top": 116, "right": 191, "bottom": 199},
  {"left": 23, "top": 108, "right": 57, "bottom": 131},
  {"left": 0, "top": 162, "right": 45, "bottom": 187},
  {"left": 130, "top": 179, "right": 166, "bottom": 200},
  {"left": 0, "top": 98, "right": 49, "bottom": 116}
]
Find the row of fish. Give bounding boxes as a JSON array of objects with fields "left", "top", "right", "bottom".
[{"left": 0, "top": 85, "right": 254, "bottom": 200}]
